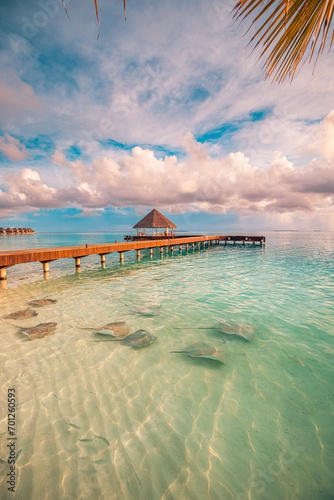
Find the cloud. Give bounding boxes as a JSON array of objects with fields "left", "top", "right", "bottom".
[
  {"left": 0, "top": 168, "right": 58, "bottom": 217},
  {"left": 52, "top": 149, "right": 67, "bottom": 166},
  {"left": 0, "top": 134, "right": 27, "bottom": 161},
  {"left": 1, "top": 0, "right": 333, "bottom": 168},
  {"left": 308, "top": 110, "right": 334, "bottom": 159},
  {"left": 0, "top": 69, "right": 43, "bottom": 123},
  {"left": 0, "top": 135, "right": 333, "bottom": 223}
]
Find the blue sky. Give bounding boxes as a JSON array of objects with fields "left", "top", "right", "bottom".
[{"left": 0, "top": 0, "right": 333, "bottom": 232}]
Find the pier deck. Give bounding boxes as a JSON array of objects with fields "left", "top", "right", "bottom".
[{"left": 0, "top": 235, "right": 265, "bottom": 282}]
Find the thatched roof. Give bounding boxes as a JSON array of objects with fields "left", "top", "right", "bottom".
[{"left": 133, "top": 209, "right": 177, "bottom": 229}]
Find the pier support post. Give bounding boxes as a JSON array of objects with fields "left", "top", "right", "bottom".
[
  {"left": 137, "top": 250, "right": 140, "bottom": 260},
  {"left": 192, "top": 243, "right": 195, "bottom": 250},
  {"left": 171, "top": 246, "right": 174, "bottom": 253},
  {"left": 119, "top": 252, "right": 124, "bottom": 263},
  {"left": 149, "top": 248, "right": 153, "bottom": 257},
  {"left": 186, "top": 244, "right": 188, "bottom": 251},
  {"left": 160, "top": 247, "right": 163, "bottom": 254},
  {"left": 100, "top": 254, "right": 106, "bottom": 268},
  {"left": 0, "top": 267, "right": 7, "bottom": 281},
  {"left": 75, "top": 257, "right": 81, "bottom": 268},
  {"left": 43, "top": 262, "right": 50, "bottom": 273},
  {"left": 41, "top": 261, "right": 51, "bottom": 279}
]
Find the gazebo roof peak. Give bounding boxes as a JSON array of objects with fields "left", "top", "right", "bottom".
[{"left": 133, "top": 209, "right": 177, "bottom": 229}]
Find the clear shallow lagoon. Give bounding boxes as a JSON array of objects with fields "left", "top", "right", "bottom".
[{"left": 0, "top": 232, "right": 333, "bottom": 499}]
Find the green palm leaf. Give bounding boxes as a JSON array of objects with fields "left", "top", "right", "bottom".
[{"left": 234, "top": 0, "right": 334, "bottom": 82}]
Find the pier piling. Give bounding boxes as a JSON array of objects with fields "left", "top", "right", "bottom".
[
  {"left": 42, "top": 262, "right": 50, "bottom": 273},
  {"left": 0, "top": 267, "right": 7, "bottom": 280}
]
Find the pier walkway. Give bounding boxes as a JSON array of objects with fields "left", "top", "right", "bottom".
[{"left": 0, "top": 235, "right": 265, "bottom": 282}]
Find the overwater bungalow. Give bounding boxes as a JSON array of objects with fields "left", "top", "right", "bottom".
[{"left": 0, "top": 227, "right": 35, "bottom": 235}]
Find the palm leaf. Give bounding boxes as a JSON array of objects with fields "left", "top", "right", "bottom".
[
  {"left": 234, "top": 0, "right": 334, "bottom": 82},
  {"left": 61, "top": 1, "right": 127, "bottom": 39},
  {"left": 94, "top": 0, "right": 100, "bottom": 39},
  {"left": 62, "top": 0, "right": 69, "bottom": 19}
]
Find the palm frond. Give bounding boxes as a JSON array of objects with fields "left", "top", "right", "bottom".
[
  {"left": 234, "top": 0, "right": 334, "bottom": 82},
  {"left": 94, "top": 0, "right": 100, "bottom": 39},
  {"left": 61, "top": 1, "right": 127, "bottom": 40},
  {"left": 62, "top": 0, "right": 69, "bottom": 19}
]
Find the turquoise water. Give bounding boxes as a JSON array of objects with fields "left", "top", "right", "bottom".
[{"left": 0, "top": 232, "right": 333, "bottom": 499}]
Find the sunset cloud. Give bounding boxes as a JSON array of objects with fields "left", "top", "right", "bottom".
[
  {"left": 1, "top": 136, "right": 333, "bottom": 223},
  {"left": 308, "top": 110, "right": 334, "bottom": 159},
  {"left": 0, "top": 70, "right": 43, "bottom": 123},
  {"left": 0, "top": 134, "right": 27, "bottom": 161}
]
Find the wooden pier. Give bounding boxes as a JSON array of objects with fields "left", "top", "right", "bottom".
[{"left": 0, "top": 235, "right": 265, "bottom": 283}]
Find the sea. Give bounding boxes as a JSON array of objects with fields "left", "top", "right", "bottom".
[{"left": 0, "top": 231, "right": 333, "bottom": 499}]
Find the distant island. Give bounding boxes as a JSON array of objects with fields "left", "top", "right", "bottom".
[{"left": 0, "top": 227, "right": 35, "bottom": 235}]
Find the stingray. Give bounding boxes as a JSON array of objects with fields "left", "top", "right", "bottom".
[
  {"left": 20, "top": 322, "right": 57, "bottom": 340},
  {"left": 176, "top": 320, "right": 255, "bottom": 341},
  {"left": 28, "top": 299, "right": 57, "bottom": 307},
  {"left": 94, "top": 329, "right": 157, "bottom": 348},
  {"left": 5, "top": 309, "right": 38, "bottom": 320},
  {"left": 93, "top": 321, "right": 129, "bottom": 339},
  {"left": 171, "top": 342, "right": 228, "bottom": 363},
  {"left": 217, "top": 321, "right": 255, "bottom": 341}
]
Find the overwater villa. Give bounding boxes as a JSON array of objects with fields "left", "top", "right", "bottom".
[{"left": 0, "top": 227, "right": 35, "bottom": 235}]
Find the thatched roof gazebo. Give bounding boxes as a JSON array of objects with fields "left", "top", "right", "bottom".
[{"left": 133, "top": 209, "right": 177, "bottom": 236}]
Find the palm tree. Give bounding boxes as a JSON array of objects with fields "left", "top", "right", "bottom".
[{"left": 233, "top": 0, "right": 334, "bottom": 82}]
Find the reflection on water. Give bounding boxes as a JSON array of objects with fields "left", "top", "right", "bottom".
[{"left": 0, "top": 232, "right": 333, "bottom": 499}]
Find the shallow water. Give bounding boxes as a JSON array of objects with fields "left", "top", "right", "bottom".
[{"left": 0, "top": 232, "right": 333, "bottom": 499}]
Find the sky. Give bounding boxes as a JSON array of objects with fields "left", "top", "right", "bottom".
[{"left": 0, "top": 0, "right": 333, "bottom": 233}]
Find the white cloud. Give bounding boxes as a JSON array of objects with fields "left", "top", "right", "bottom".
[
  {"left": 308, "top": 110, "right": 334, "bottom": 159},
  {"left": 51, "top": 150, "right": 67, "bottom": 166},
  {"left": 0, "top": 136, "right": 333, "bottom": 227},
  {"left": 0, "top": 168, "right": 58, "bottom": 215},
  {"left": 0, "top": 69, "right": 43, "bottom": 124},
  {"left": 0, "top": 133, "right": 27, "bottom": 161}
]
